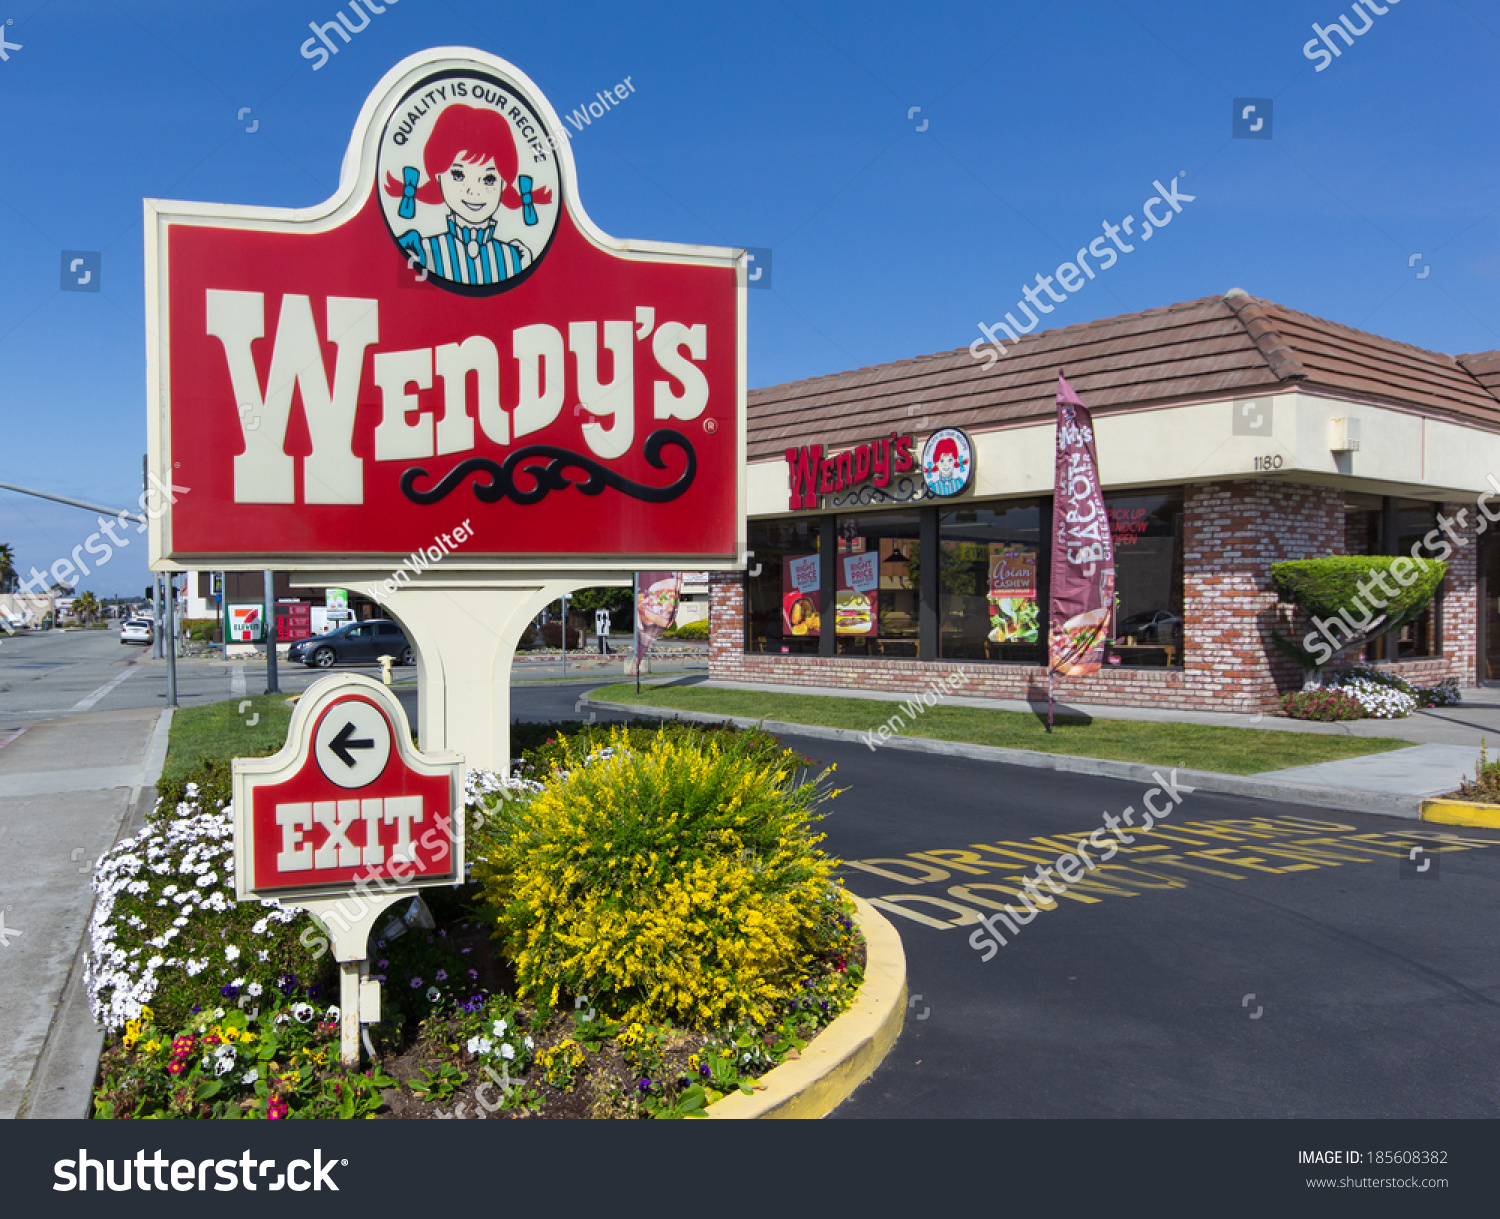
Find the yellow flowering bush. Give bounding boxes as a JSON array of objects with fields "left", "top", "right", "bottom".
[{"left": 475, "top": 727, "right": 844, "bottom": 1029}]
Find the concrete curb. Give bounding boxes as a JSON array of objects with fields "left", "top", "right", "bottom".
[
  {"left": 582, "top": 694, "right": 1425, "bottom": 820},
  {"left": 1421, "top": 798, "right": 1500, "bottom": 828},
  {"left": 705, "top": 894, "right": 905, "bottom": 1119}
]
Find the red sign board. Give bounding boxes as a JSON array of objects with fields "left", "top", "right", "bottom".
[
  {"left": 232, "top": 678, "right": 461, "bottom": 900},
  {"left": 276, "top": 601, "right": 312, "bottom": 642},
  {"left": 148, "top": 49, "right": 745, "bottom": 571}
]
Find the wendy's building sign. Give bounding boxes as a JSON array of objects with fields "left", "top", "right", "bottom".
[{"left": 146, "top": 48, "right": 746, "bottom": 571}]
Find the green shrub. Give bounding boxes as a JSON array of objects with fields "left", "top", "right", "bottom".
[
  {"left": 474, "top": 726, "right": 850, "bottom": 1029},
  {"left": 183, "top": 617, "right": 218, "bottom": 643},
  {"left": 662, "top": 618, "right": 710, "bottom": 640},
  {"left": 153, "top": 756, "right": 234, "bottom": 820},
  {"left": 1270, "top": 555, "right": 1446, "bottom": 671},
  {"left": 1280, "top": 689, "right": 1363, "bottom": 721},
  {"left": 512, "top": 719, "right": 801, "bottom": 778}
]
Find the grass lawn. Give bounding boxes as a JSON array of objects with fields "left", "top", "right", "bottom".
[
  {"left": 162, "top": 693, "right": 295, "bottom": 782},
  {"left": 588, "top": 684, "right": 1413, "bottom": 776}
]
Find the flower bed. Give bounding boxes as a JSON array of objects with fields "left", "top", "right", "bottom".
[
  {"left": 88, "top": 718, "right": 863, "bottom": 1119},
  {"left": 1282, "top": 666, "right": 1461, "bottom": 720}
]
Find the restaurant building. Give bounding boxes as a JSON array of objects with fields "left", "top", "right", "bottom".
[{"left": 708, "top": 290, "right": 1500, "bottom": 713}]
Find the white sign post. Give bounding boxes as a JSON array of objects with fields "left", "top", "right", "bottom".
[{"left": 232, "top": 674, "right": 463, "bottom": 1065}]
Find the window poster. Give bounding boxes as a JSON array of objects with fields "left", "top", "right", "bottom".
[{"left": 988, "top": 543, "right": 1039, "bottom": 644}]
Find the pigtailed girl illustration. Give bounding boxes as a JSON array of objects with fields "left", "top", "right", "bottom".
[
  {"left": 383, "top": 104, "right": 555, "bottom": 287},
  {"left": 924, "top": 435, "right": 970, "bottom": 496}
]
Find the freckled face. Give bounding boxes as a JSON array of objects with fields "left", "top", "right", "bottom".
[
  {"left": 937, "top": 453, "right": 957, "bottom": 478},
  {"left": 439, "top": 156, "right": 503, "bottom": 224}
]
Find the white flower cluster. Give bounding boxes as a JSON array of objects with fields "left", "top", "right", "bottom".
[
  {"left": 1326, "top": 674, "right": 1417, "bottom": 719},
  {"left": 465, "top": 1016, "right": 532, "bottom": 1065},
  {"left": 84, "top": 793, "right": 301, "bottom": 1032}
]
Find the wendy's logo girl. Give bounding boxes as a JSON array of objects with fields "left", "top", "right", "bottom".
[
  {"left": 921, "top": 429, "right": 973, "bottom": 497},
  {"left": 382, "top": 101, "right": 556, "bottom": 291}
]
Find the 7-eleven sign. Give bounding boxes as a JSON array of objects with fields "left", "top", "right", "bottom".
[{"left": 227, "top": 603, "right": 263, "bottom": 642}]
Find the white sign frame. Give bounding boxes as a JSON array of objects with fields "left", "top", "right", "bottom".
[{"left": 145, "top": 45, "right": 748, "bottom": 577}]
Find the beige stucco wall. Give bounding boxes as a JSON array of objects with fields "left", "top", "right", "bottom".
[{"left": 748, "top": 390, "right": 1500, "bottom": 516}]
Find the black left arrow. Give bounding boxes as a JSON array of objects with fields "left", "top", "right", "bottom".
[{"left": 329, "top": 720, "right": 376, "bottom": 768}]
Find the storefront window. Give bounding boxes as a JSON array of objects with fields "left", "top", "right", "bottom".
[
  {"left": 1342, "top": 495, "right": 1439, "bottom": 660},
  {"left": 1106, "top": 490, "right": 1184, "bottom": 668},
  {"left": 939, "top": 502, "right": 1043, "bottom": 664},
  {"left": 1394, "top": 500, "right": 1438, "bottom": 658},
  {"left": 834, "top": 512, "right": 920, "bottom": 657},
  {"left": 745, "top": 519, "right": 820, "bottom": 655}
]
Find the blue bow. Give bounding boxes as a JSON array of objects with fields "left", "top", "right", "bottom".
[
  {"left": 518, "top": 175, "right": 538, "bottom": 226},
  {"left": 398, "top": 167, "right": 420, "bottom": 219}
]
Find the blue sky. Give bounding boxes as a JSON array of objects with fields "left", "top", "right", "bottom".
[{"left": 1, "top": 0, "right": 1497, "bottom": 595}]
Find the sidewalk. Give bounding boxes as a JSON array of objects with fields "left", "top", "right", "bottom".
[
  {"left": 0, "top": 706, "right": 171, "bottom": 1119},
  {"left": 586, "top": 678, "right": 1500, "bottom": 819}
]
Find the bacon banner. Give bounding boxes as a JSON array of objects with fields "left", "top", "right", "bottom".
[{"left": 1048, "top": 374, "right": 1115, "bottom": 677}]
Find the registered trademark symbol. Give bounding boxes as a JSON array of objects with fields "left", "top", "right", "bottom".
[
  {"left": 703, "top": 418, "right": 718, "bottom": 434},
  {"left": 342, "top": 1159, "right": 348, "bottom": 1166}
]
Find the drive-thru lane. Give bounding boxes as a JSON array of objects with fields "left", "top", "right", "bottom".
[{"left": 793, "top": 732, "right": 1500, "bottom": 1119}]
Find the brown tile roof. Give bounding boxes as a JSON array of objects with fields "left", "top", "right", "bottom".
[{"left": 746, "top": 290, "right": 1500, "bottom": 462}]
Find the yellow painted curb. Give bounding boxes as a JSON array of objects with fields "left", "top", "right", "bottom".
[
  {"left": 1421, "top": 799, "right": 1500, "bottom": 829},
  {"left": 704, "top": 893, "right": 906, "bottom": 1120}
]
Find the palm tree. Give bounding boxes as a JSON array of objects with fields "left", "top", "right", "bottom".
[
  {"left": 0, "top": 543, "right": 16, "bottom": 594},
  {"left": 75, "top": 591, "right": 100, "bottom": 625}
]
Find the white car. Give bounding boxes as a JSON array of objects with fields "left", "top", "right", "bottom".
[{"left": 120, "top": 618, "right": 154, "bottom": 646}]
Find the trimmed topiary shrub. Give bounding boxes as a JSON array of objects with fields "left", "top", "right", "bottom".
[
  {"left": 474, "top": 726, "right": 847, "bottom": 1029},
  {"left": 1270, "top": 555, "right": 1446, "bottom": 684}
]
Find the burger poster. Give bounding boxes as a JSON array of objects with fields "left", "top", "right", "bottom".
[
  {"left": 635, "top": 571, "right": 683, "bottom": 663},
  {"left": 987, "top": 543, "right": 1038, "bottom": 644},
  {"left": 837, "top": 552, "right": 878, "bottom": 637},
  {"left": 1048, "top": 374, "right": 1115, "bottom": 676}
]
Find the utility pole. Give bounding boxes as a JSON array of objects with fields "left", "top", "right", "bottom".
[
  {"left": 152, "top": 575, "right": 163, "bottom": 660},
  {"left": 264, "top": 569, "right": 280, "bottom": 694},
  {"left": 164, "top": 572, "right": 179, "bottom": 708}
]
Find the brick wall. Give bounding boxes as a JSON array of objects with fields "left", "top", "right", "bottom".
[
  {"left": 1429, "top": 501, "right": 1477, "bottom": 684},
  {"left": 1183, "top": 481, "right": 1345, "bottom": 711},
  {"left": 708, "top": 482, "right": 1480, "bottom": 714}
]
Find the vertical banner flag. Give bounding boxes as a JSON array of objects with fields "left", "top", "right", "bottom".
[
  {"left": 1049, "top": 374, "right": 1115, "bottom": 676},
  {"left": 635, "top": 571, "right": 683, "bottom": 665}
]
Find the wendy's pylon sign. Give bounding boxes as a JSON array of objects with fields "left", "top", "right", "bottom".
[{"left": 146, "top": 46, "right": 746, "bottom": 571}]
